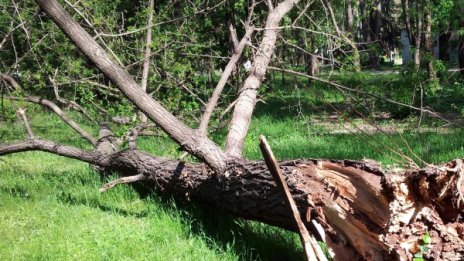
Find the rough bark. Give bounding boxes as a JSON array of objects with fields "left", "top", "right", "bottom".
[
  {"left": 226, "top": 0, "right": 300, "bottom": 158},
  {"left": 1, "top": 141, "right": 463, "bottom": 261},
  {"left": 35, "top": 0, "right": 227, "bottom": 172}
]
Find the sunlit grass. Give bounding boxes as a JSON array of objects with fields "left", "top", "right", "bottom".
[{"left": 1, "top": 76, "right": 464, "bottom": 260}]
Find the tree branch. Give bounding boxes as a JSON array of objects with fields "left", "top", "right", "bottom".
[
  {"left": 17, "top": 108, "right": 35, "bottom": 139},
  {"left": 267, "top": 66, "right": 451, "bottom": 123},
  {"left": 35, "top": 0, "right": 227, "bottom": 172},
  {"left": 139, "top": 0, "right": 155, "bottom": 124},
  {"left": 260, "top": 136, "right": 324, "bottom": 261},
  {"left": 50, "top": 76, "right": 95, "bottom": 123},
  {"left": 0, "top": 139, "right": 100, "bottom": 163},
  {"left": 198, "top": 16, "right": 255, "bottom": 135},
  {"left": 1, "top": 74, "right": 22, "bottom": 91},
  {"left": 226, "top": 0, "right": 300, "bottom": 158},
  {"left": 7, "top": 96, "right": 98, "bottom": 146},
  {"left": 99, "top": 174, "right": 145, "bottom": 193}
]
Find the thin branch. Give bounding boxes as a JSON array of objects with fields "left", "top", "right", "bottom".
[
  {"left": 50, "top": 75, "right": 95, "bottom": 123},
  {"left": 17, "top": 107, "right": 35, "bottom": 139},
  {"left": 198, "top": 2, "right": 255, "bottom": 135},
  {"left": 139, "top": 0, "right": 155, "bottom": 124},
  {"left": 0, "top": 21, "right": 26, "bottom": 50},
  {"left": 1, "top": 74, "right": 22, "bottom": 91},
  {"left": 94, "top": 1, "right": 227, "bottom": 38},
  {"left": 7, "top": 96, "right": 97, "bottom": 146},
  {"left": 268, "top": 66, "right": 451, "bottom": 123},
  {"left": 63, "top": 0, "right": 124, "bottom": 67},
  {"left": 99, "top": 174, "right": 145, "bottom": 193}
]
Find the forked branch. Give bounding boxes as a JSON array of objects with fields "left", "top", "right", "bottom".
[{"left": 7, "top": 96, "right": 98, "bottom": 146}]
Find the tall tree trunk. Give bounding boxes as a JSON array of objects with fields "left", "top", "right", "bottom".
[
  {"left": 368, "top": 0, "right": 382, "bottom": 67},
  {"left": 140, "top": 0, "right": 155, "bottom": 124},
  {"left": 460, "top": 36, "right": 464, "bottom": 77},
  {"left": 360, "top": 0, "right": 371, "bottom": 43},
  {"left": 424, "top": 0, "right": 437, "bottom": 83},
  {"left": 414, "top": 3, "right": 422, "bottom": 71},
  {"left": 459, "top": 19, "right": 464, "bottom": 76},
  {"left": 401, "top": 0, "right": 414, "bottom": 44},
  {"left": 346, "top": 0, "right": 354, "bottom": 33}
]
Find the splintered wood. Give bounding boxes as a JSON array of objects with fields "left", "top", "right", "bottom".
[{"left": 259, "top": 135, "right": 328, "bottom": 261}]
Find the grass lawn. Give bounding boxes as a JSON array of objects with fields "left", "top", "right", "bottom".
[{"left": 1, "top": 73, "right": 464, "bottom": 260}]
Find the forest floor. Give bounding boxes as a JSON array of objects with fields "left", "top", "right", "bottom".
[{"left": 1, "top": 71, "right": 464, "bottom": 260}]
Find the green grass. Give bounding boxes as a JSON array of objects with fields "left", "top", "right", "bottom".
[
  {"left": 0, "top": 151, "right": 303, "bottom": 260},
  {"left": 1, "top": 72, "right": 464, "bottom": 260}
]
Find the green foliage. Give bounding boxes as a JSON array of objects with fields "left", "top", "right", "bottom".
[{"left": 413, "top": 232, "right": 432, "bottom": 261}]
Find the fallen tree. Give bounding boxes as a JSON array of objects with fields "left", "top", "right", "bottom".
[
  {"left": 1, "top": 0, "right": 463, "bottom": 260},
  {"left": 2, "top": 138, "right": 463, "bottom": 260}
]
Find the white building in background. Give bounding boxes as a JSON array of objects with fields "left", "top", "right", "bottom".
[{"left": 400, "top": 29, "right": 459, "bottom": 65}]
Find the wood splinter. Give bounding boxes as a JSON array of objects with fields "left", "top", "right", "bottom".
[
  {"left": 259, "top": 135, "right": 328, "bottom": 261},
  {"left": 17, "top": 107, "right": 35, "bottom": 139},
  {"left": 99, "top": 174, "right": 145, "bottom": 193}
]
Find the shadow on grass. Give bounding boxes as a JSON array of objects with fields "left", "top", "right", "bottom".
[{"left": 57, "top": 183, "right": 303, "bottom": 261}]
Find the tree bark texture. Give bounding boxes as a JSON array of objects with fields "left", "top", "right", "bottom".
[
  {"left": 1, "top": 140, "right": 463, "bottom": 261},
  {"left": 226, "top": 0, "right": 300, "bottom": 158}
]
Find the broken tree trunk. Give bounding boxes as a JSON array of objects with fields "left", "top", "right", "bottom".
[{"left": 2, "top": 141, "right": 462, "bottom": 260}]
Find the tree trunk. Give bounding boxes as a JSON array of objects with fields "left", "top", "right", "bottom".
[
  {"left": 414, "top": 4, "right": 422, "bottom": 71},
  {"left": 459, "top": 20, "right": 464, "bottom": 77},
  {"left": 346, "top": 1, "right": 354, "bottom": 33},
  {"left": 139, "top": 0, "right": 155, "bottom": 124},
  {"left": 1, "top": 140, "right": 463, "bottom": 260},
  {"left": 226, "top": 0, "right": 300, "bottom": 158},
  {"left": 401, "top": 0, "right": 413, "bottom": 45},
  {"left": 424, "top": 0, "right": 437, "bottom": 83},
  {"left": 360, "top": 0, "right": 371, "bottom": 43}
]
